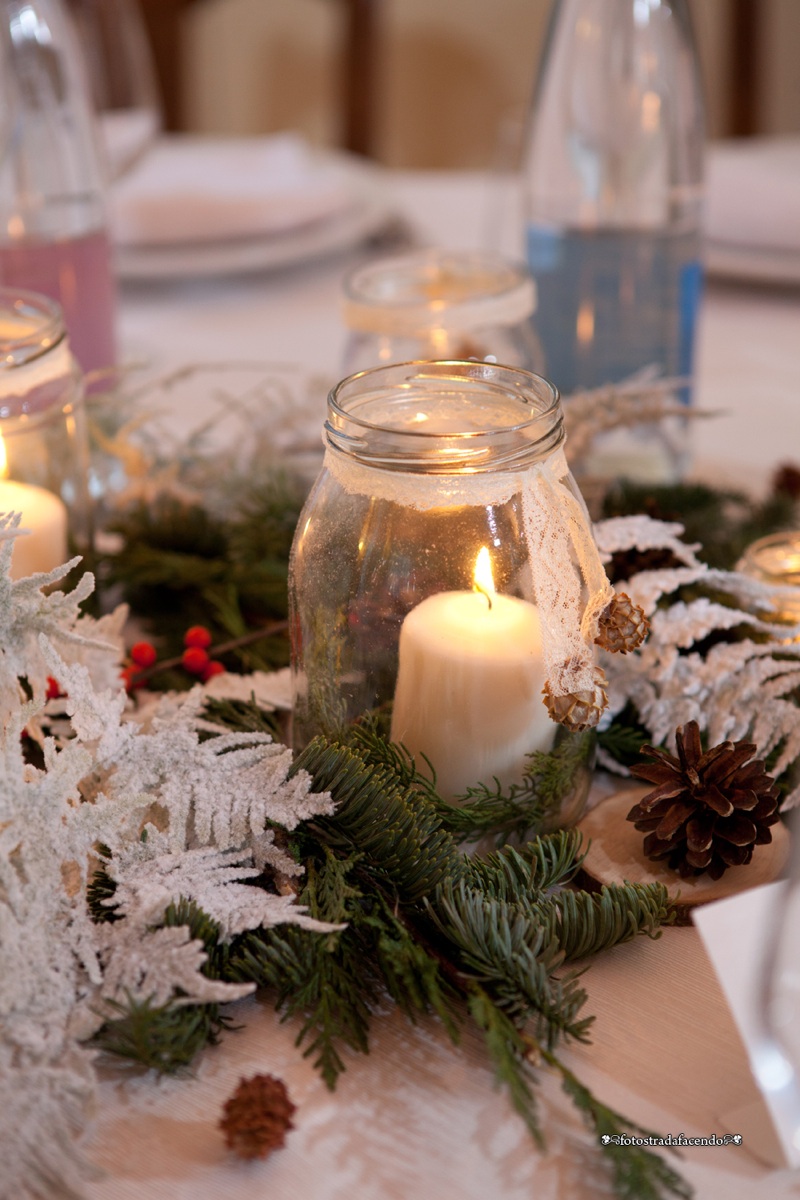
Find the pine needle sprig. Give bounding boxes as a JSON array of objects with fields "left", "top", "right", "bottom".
[
  {"left": 202, "top": 695, "right": 284, "bottom": 741},
  {"left": 429, "top": 881, "right": 592, "bottom": 1050},
  {"left": 93, "top": 993, "right": 226, "bottom": 1073},
  {"left": 463, "top": 833, "right": 586, "bottom": 898},
  {"left": 228, "top": 853, "right": 380, "bottom": 1088},
  {"left": 542, "top": 1047, "right": 693, "bottom": 1200},
  {"left": 161, "top": 897, "right": 231, "bottom": 979},
  {"left": 467, "top": 983, "right": 546, "bottom": 1147},
  {"left": 349, "top": 888, "right": 461, "bottom": 1041},
  {"left": 292, "top": 736, "right": 464, "bottom": 902},
  {"left": 437, "top": 733, "right": 595, "bottom": 845},
  {"left": 460, "top": 839, "right": 669, "bottom": 959},
  {"left": 528, "top": 884, "right": 673, "bottom": 961}
]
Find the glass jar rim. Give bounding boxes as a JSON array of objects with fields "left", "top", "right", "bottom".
[
  {"left": 341, "top": 249, "right": 536, "bottom": 337},
  {"left": 737, "top": 530, "right": 800, "bottom": 588},
  {"left": 326, "top": 360, "right": 563, "bottom": 474},
  {"left": 0, "top": 288, "right": 66, "bottom": 369}
]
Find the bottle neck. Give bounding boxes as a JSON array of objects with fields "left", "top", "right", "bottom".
[{"left": 526, "top": 0, "right": 705, "bottom": 230}]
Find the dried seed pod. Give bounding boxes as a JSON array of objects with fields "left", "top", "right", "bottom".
[
  {"left": 595, "top": 592, "right": 649, "bottom": 654},
  {"left": 543, "top": 666, "right": 608, "bottom": 732}
]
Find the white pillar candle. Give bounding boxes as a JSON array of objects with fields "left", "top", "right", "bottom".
[
  {"left": 0, "top": 481, "right": 68, "bottom": 579},
  {"left": 390, "top": 548, "right": 555, "bottom": 801}
]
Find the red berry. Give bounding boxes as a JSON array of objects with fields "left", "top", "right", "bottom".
[
  {"left": 201, "top": 660, "right": 226, "bottom": 683},
  {"left": 45, "top": 675, "right": 62, "bottom": 700},
  {"left": 120, "top": 666, "right": 138, "bottom": 691},
  {"left": 130, "top": 641, "right": 157, "bottom": 668},
  {"left": 184, "top": 625, "right": 212, "bottom": 649},
  {"left": 182, "top": 646, "right": 210, "bottom": 675}
]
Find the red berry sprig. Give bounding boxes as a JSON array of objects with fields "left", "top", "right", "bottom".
[{"left": 119, "top": 619, "right": 287, "bottom": 694}]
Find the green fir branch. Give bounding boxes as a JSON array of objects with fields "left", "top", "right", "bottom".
[
  {"left": 467, "top": 983, "right": 546, "bottom": 1147},
  {"left": 463, "top": 833, "right": 586, "bottom": 898},
  {"left": 89, "top": 714, "right": 687, "bottom": 1200},
  {"left": 429, "top": 881, "right": 592, "bottom": 1050},
  {"left": 93, "top": 993, "right": 227, "bottom": 1073},
  {"left": 228, "top": 854, "right": 378, "bottom": 1087},
  {"left": 543, "top": 1047, "right": 693, "bottom": 1200},
  {"left": 292, "top": 736, "right": 464, "bottom": 902},
  {"left": 437, "top": 732, "right": 594, "bottom": 844},
  {"left": 598, "top": 706, "right": 652, "bottom": 768},
  {"left": 529, "top": 883, "right": 673, "bottom": 961},
  {"left": 202, "top": 695, "right": 285, "bottom": 741}
]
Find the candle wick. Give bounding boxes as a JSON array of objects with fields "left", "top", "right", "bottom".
[{"left": 474, "top": 583, "right": 493, "bottom": 611}]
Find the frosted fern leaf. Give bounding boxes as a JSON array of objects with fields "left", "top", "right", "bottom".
[
  {"left": 595, "top": 515, "right": 800, "bottom": 808},
  {"left": 0, "top": 547, "right": 335, "bottom": 1198}
]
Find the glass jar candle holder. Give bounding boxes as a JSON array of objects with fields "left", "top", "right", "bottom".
[
  {"left": 737, "top": 532, "right": 800, "bottom": 625},
  {"left": 289, "top": 361, "right": 617, "bottom": 829},
  {"left": 341, "top": 249, "right": 543, "bottom": 376},
  {"left": 0, "top": 288, "right": 92, "bottom": 580}
]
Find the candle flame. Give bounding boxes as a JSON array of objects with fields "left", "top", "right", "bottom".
[
  {"left": 0, "top": 433, "right": 6, "bottom": 480},
  {"left": 473, "top": 546, "right": 494, "bottom": 609}
]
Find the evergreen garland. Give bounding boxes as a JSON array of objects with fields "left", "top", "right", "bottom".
[{"left": 90, "top": 707, "right": 683, "bottom": 1199}]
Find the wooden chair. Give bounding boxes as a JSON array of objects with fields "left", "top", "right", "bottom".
[{"left": 137, "top": 0, "right": 382, "bottom": 157}]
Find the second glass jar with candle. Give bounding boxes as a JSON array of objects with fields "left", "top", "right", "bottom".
[
  {"left": 0, "top": 287, "right": 92, "bottom": 579},
  {"left": 289, "top": 361, "right": 600, "bottom": 829},
  {"left": 340, "top": 249, "right": 543, "bottom": 375}
]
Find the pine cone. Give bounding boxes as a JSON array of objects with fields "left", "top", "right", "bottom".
[
  {"left": 606, "top": 546, "right": 682, "bottom": 585},
  {"left": 595, "top": 592, "right": 649, "bottom": 654},
  {"left": 543, "top": 666, "right": 608, "bottom": 732},
  {"left": 219, "top": 1074, "right": 296, "bottom": 1160},
  {"left": 627, "top": 721, "right": 780, "bottom": 880}
]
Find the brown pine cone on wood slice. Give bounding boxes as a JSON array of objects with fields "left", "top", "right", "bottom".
[{"left": 627, "top": 720, "right": 780, "bottom": 881}]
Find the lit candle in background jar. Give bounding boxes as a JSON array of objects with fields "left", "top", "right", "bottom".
[
  {"left": 0, "top": 433, "right": 68, "bottom": 579},
  {"left": 390, "top": 546, "right": 555, "bottom": 801},
  {"left": 737, "top": 531, "right": 800, "bottom": 624}
]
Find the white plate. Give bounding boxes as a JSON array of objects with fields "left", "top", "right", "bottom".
[
  {"left": 113, "top": 155, "right": 390, "bottom": 281},
  {"left": 705, "top": 239, "right": 800, "bottom": 287}
]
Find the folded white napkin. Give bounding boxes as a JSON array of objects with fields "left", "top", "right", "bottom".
[
  {"left": 705, "top": 137, "right": 800, "bottom": 252},
  {"left": 110, "top": 133, "right": 352, "bottom": 247}
]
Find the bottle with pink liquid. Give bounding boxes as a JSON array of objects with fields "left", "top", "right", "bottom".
[{"left": 0, "top": 0, "right": 117, "bottom": 381}]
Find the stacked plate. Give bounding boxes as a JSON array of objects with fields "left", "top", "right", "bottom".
[
  {"left": 109, "top": 133, "right": 388, "bottom": 280},
  {"left": 705, "top": 137, "right": 800, "bottom": 286}
]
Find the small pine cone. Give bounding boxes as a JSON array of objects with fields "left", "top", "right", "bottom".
[
  {"left": 627, "top": 720, "right": 780, "bottom": 881},
  {"left": 607, "top": 546, "right": 682, "bottom": 585},
  {"left": 543, "top": 665, "right": 608, "bottom": 732},
  {"left": 219, "top": 1073, "right": 296, "bottom": 1160},
  {"left": 595, "top": 592, "right": 649, "bottom": 654}
]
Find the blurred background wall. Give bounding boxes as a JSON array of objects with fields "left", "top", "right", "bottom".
[{"left": 139, "top": 0, "right": 800, "bottom": 166}]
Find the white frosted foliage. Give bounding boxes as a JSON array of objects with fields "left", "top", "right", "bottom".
[
  {"left": 0, "top": 532, "right": 335, "bottom": 1198},
  {"left": 595, "top": 516, "right": 800, "bottom": 807}
]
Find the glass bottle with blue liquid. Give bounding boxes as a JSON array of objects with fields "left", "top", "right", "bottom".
[{"left": 524, "top": 0, "right": 705, "bottom": 482}]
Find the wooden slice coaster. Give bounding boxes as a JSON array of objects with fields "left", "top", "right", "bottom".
[{"left": 576, "top": 787, "right": 791, "bottom": 924}]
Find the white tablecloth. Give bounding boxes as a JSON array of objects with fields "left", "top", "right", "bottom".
[{"left": 85, "top": 167, "right": 800, "bottom": 1199}]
